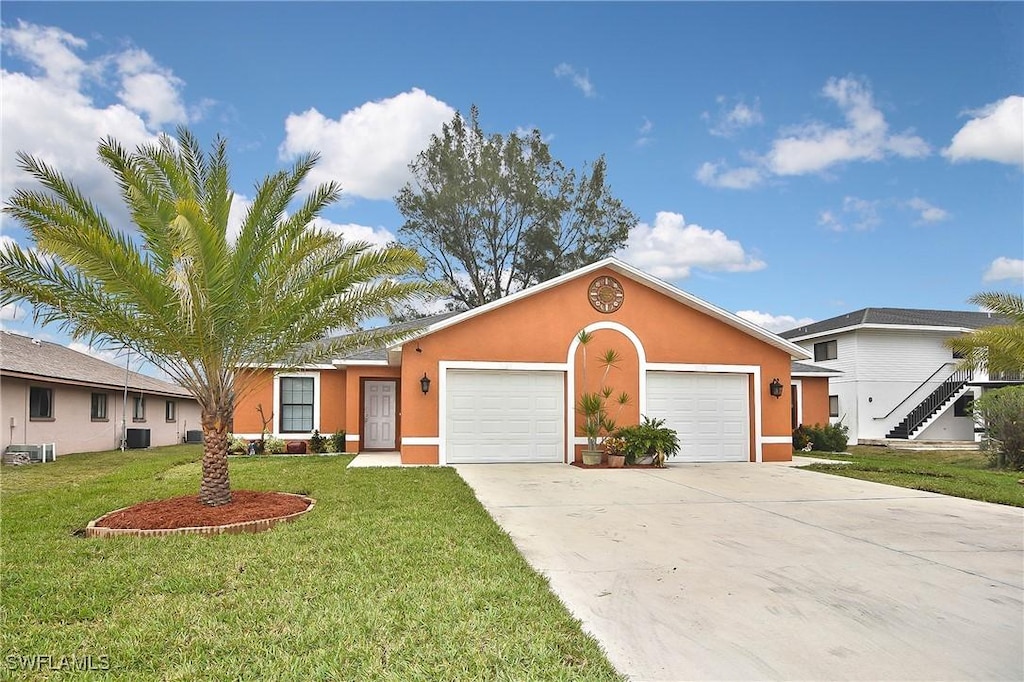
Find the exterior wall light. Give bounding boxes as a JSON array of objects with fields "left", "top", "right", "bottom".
[
  {"left": 769, "top": 378, "right": 784, "bottom": 398},
  {"left": 420, "top": 372, "right": 431, "bottom": 395}
]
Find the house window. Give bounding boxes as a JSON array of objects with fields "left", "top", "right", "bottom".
[
  {"left": 814, "top": 340, "right": 838, "bottom": 362},
  {"left": 165, "top": 400, "right": 176, "bottom": 422},
  {"left": 828, "top": 395, "right": 840, "bottom": 418},
  {"left": 91, "top": 393, "right": 108, "bottom": 421},
  {"left": 953, "top": 394, "right": 972, "bottom": 417},
  {"left": 280, "top": 377, "right": 314, "bottom": 433},
  {"left": 29, "top": 386, "right": 53, "bottom": 419},
  {"left": 133, "top": 395, "right": 146, "bottom": 422}
]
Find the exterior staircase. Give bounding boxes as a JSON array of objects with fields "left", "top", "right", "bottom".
[{"left": 886, "top": 368, "right": 973, "bottom": 439}]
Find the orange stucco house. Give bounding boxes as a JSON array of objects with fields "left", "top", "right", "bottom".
[{"left": 233, "top": 258, "right": 834, "bottom": 464}]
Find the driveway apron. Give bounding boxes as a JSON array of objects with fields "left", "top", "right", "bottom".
[{"left": 455, "top": 462, "right": 1024, "bottom": 681}]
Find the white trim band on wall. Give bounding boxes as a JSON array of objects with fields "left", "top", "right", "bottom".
[
  {"left": 402, "top": 437, "right": 439, "bottom": 446},
  {"left": 762, "top": 436, "right": 793, "bottom": 444}
]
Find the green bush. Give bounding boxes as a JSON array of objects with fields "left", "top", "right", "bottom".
[
  {"left": 973, "top": 386, "right": 1024, "bottom": 470},
  {"left": 263, "top": 436, "right": 286, "bottom": 455},
  {"left": 330, "top": 430, "right": 347, "bottom": 453},
  {"left": 616, "top": 415, "right": 680, "bottom": 464},
  {"left": 793, "top": 422, "right": 848, "bottom": 452},
  {"left": 308, "top": 429, "right": 327, "bottom": 454},
  {"left": 227, "top": 434, "right": 247, "bottom": 456}
]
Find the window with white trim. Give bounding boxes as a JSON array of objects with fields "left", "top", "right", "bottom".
[
  {"left": 814, "top": 340, "right": 838, "bottom": 361},
  {"left": 280, "top": 377, "right": 314, "bottom": 433},
  {"left": 828, "top": 395, "right": 840, "bottom": 418},
  {"left": 133, "top": 395, "right": 146, "bottom": 422},
  {"left": 165, "top": 400, "right": 176, "bottom": 422}
]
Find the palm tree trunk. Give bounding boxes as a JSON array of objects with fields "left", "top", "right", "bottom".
[{"left": 199, "top": 409, "right": 232, "bottom": 506}]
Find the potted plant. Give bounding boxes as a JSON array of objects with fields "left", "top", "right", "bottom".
[
  {"left": 618, "top": 415, "right": 680, "bottom": 467},
  {"left": 575, "top": 330, "right": 630, "bottom": 465},
  {"left": 603, "top": 435, "right": 627, "bottom": 468}
]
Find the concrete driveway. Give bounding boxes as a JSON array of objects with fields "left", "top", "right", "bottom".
[{"left": 455, "top": 461, "right": 1024, "bottom": 681}]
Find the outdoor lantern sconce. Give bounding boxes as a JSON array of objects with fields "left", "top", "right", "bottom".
[
  {"left": 769, "top": 378, "right": 784, "bottom": 398},
  {"left": 420, "top": 372, "right": 431, "bottom": 395}
]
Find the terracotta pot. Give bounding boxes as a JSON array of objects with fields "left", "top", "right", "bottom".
[
  {"left": 581, "top": 450, "right": 603, "bottom": 466},
  {"left": 607, "top": 454, "right": 625, "bottom": 468}
]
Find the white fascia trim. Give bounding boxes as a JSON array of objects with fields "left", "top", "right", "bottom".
[
  {"left": 231, "top": 433, "right": 262, "bottom": 440},
  {"left": 437, "top": 360, "right": 570, "bottom": 466},
  {"left": 762, "top": 436, "right": 793, "bottom": 444},
  {"left": 791, "top": 378, "right": 803, "bottom": 426},
  {"left": 402, "top": 437, "right": 439, "bottom": 446},
  {"left": 332, "top": 359, "right": 390, "bottom": 367},
  {"left": 646, "top": 363, "right": 763, "bottom": 463},
  {"left": 785, "top": 324, "right": 976, "bottom": 343},
  {"left": 237, "top": 363, "right": 335, "bottom": 370},
  {"left": 272, "top": 370, "right": 321, "bottom": 439},
  {"left": 387, "top": 257, "right": 811, "bottom": 361}
]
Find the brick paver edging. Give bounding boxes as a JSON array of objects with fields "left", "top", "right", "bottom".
[{"left": 84, "top": 493, "right": 316, "bottom": 538}]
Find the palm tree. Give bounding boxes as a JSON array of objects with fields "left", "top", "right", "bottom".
[
  {"left": 946, "top": 292, "right": 1024, "bottom": 376},
  {"left": 2, "top": 127, "right": 440, "bottom": 506}
]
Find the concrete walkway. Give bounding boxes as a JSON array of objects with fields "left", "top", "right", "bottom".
[{"left": 455, "top": 462, "right": 1024, "bottom": 681}]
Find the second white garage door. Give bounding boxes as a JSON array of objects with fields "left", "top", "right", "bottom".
[
  {"left": 445, "top": 370, "right": 564, "bottom": 463},
  {"left": 646, "top": 372, "right": 750, "bottom": 462}
]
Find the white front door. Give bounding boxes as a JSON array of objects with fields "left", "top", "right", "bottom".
[{"left": 364, "top": 380, "right": 397, "bottom": 450}]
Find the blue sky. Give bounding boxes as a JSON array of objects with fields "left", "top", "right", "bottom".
[{"left": 2, "top": 2, "right": 1022, "bottom": 371}]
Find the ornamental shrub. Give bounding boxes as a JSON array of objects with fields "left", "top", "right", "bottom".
[
  {"left": 972, "top": 386, "right": 1024, "bottom": 470},
  {"left": 330, "top": 430, "right": 347, "bottom": 453},
  {"left": 308, "top": 429, "right": 327, "bottom": 454},
  {"left": 263, "top": 436, "right": 286, "bottom": 454},
  {"left": 616, "top": 415, "right": 680, "bottom": 464},
  {"left": 793, "top": 422, "right": 848, "bottom": 453}
]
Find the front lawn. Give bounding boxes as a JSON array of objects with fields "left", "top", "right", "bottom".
[
  {"left": 1, "top": 446, "right": 620, "bottom": 680},
  {"left": 801, "top": 445, "right": 1024, "bottom": 507}
]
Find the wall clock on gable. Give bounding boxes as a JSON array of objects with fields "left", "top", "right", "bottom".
[{"left": 588, "top": 275, "right": 625, "bottom": 314}]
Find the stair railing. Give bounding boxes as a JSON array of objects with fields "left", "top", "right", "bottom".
[
  {"left": 875, "top": 362, "right": 956, "bottom": 421},
  {"left": 900, "top": 368, "right": 973, "bottom": 437}
]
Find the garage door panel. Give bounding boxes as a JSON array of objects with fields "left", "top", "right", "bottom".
[
  {"left": 646, "top": 372, "right": 750, "bottom": 462},
  {"left": 446, "top": 370, "right": 565, "bottom": 463}
]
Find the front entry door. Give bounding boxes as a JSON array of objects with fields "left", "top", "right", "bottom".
[{"left": 364, "top": 380, "right": 397, "bottom": 450}]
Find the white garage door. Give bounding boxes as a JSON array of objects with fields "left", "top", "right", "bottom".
[
  {"left": 646, "top": 372, "right": 750, "bottom": 462},
  {"left": 445, "top": 370, "right": 564, "bottom": 463}
]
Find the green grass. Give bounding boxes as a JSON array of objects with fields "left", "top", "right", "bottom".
[
  {"left": 1, "top": 446, "right": 621, "bottom": 681},
  {"left": 800, "top": 445, "right": 1024, "bottom": 507}
]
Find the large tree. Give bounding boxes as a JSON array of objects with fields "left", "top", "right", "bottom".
[
  {"left": 395, "top": 106, "right": 636, "bottom": 310},
  {"left": 946, "top": 292, "right": 1024, "bottom": 376},
  {"left": 1, "top": 128, "right": 439, "bottom": 506}
]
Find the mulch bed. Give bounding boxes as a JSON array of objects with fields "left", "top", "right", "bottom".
[
  {"left": 93, "top": 490, "right": 311, "bottom": 530},
  {"left": 571, "top": 461, "right": 663, "bottom": 469}
]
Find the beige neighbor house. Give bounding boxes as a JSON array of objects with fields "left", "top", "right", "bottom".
[{"left": 1, "top": 331, "right": 201, "bottom": 458}]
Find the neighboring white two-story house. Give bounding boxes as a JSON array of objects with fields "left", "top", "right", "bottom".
[{"left": 780, "top": 308, "right": 1021, "bottom": 444}]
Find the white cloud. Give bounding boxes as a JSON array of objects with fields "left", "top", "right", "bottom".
[
  {"left": 68, "top": 340, "right": 125, "bottom": 365},
  {"left": 114, "top": 49, "right": 188, "bottom": 128},
  {"left": 817, "top": 197, "right": 881, "bottom": 232},
  {"left": 635, "top": 117, "right": 654, "bottom": 147},
  {"left": 1, "top": 22, "right": 193, "bottom": 220},
  {"left": 943, "top": 95, "right": 1024, "bottom": 167},
  {"left": 983, "top": 257, "right": 1024, "bottom": 283},
  {"left": 225, "top": 193, "right": 252, "bottom": 245},
  {"left": 905, "top": 197, "right": 950, "bottom": 224},
  {"left": 767, "top": 77, "right": 930, "bottom": 175},
  {"left": 280, "top": 88, "right": 455, "bottom": 201},
  {"left": 735, "top": 310, "right": 815, "bottom": 334},
  {"left": 617, "top": 211, "right": 766, "bottom": 280},
  {"left": 0, "top": 303, "right": 27, "bottom": 322},
  {"left": 313, "top": 218, "right": 396, "bottom": 250},
  {"left": 704, "top": 96, "right": 764, "bottom": 137},
  {"left": 695, "top": 162, "right": 764, "bottom": 189},
  {"left": 554, "top": 62, "right": 596, "bottom": 98}
]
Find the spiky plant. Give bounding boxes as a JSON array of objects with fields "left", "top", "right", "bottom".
[{"left": 1, "top": 127, "right": 440, "bottom": 506}]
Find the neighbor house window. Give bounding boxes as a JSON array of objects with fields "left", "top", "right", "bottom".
[
  {"left": 814, "top": 340, "right": 838, "bottom": 361},
  {"left": 29, "top": 386, "right": 53, "bottom": 419},
  {"left": 828, "top": 395, "right": 840, "bottom": 418},
  {"left": 165, "top": 400, "right": 176, "bottom": 422},
  {"left": 91, "top": 393, "right": 108, "bottom": 421},
  {"left": 953, "top": 394, "right": 972, "bottom": 417},
  {"left": 280, "top": 376, "right": 314, "bottom": 433},
  {"left": 133, "top": 395, "right": 146, "bottom": 422}
]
